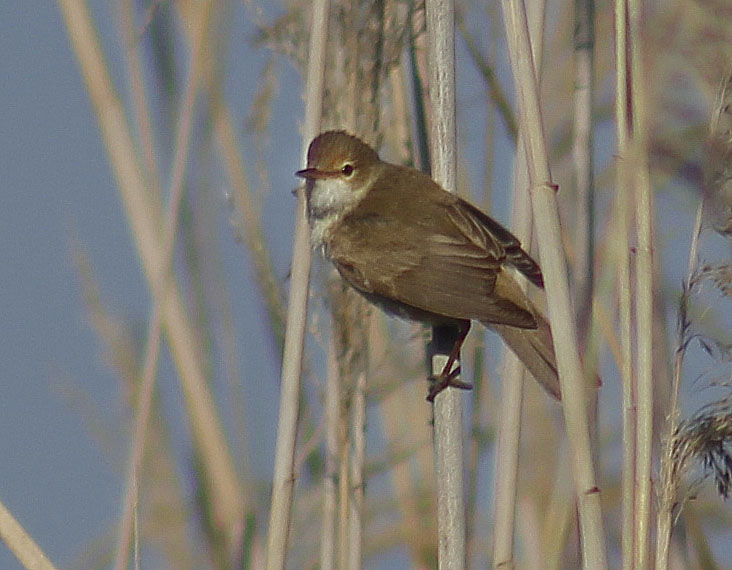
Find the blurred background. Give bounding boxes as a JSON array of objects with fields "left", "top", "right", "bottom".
[{"left": 1, "top": 1, "right": 731, "bottom": 569}]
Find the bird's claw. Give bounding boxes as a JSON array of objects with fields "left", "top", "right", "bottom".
[{"left": 426, "top": 366, "right": 472, "bottom": 402}]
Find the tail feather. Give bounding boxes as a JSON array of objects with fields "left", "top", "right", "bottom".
[{"left": 489, "top": 311, "right": 561, "bottom": 400}]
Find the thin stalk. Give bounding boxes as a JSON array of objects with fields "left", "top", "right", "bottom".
[
  {"left": 492, "top": 0, "right": 545, "bottom": 565},
  {"left": 572, "top": 0, "right": 595, "bottom": 339},
  {"left": 516, "top": 499, "right": 543, "bottom": 570},
  {"left": 343, "top": 0, "right": 359, "bottom": 133},
  {"left": 491, "top": 352, "right": 524, "bottom": 570},
  {"left": 573, "top": 2, "right": 602, "bottom": 561},
  {"left": 339, "top": 439, "right": 350, "bottom": 570},
  {"left": 365, "top": 0, "right": 386, "bottom": 139},
  {"left": 425, "top": 1, "right": 466, "bottom": 569},
  {"left": 0, "top": 497, "right": 58, "bottom": 570},
  {"left": 133, "top": 503, "right": 139, "bottom": 570},
  {"left": 491, "top": 84, "right": 527, "bottom": 570},
  {"left": 627, "top": 0, "right": 654, "bottom": 566},
  {"left": 482, "top": 4, "right": 497, "bottom": 212},
  {"left": 264, "top": 0, "right": 329, "bottom": 567},
  {"left": 349, "top": 370, "right": 367, "bottom": 570},
  {"left": 613, "top": 1, "right": 635, "bottom": 568},
  {"left": 499, "top": 0, "right": 608, "bottom": 567},
  {"left": 320, "top": 335, "right": 341, "bottom": 570},
  {"left": 120, "top": 0, "right": 161, "bottom": 203},
  {"left": 654, "top": 202, "right": 704, "bottom": 570},
  {"left": 388, "top": 41, "right": 411, "bottom": 160},
  {"left": 465, "top": 343, "right": 484, "bottom": 570},
  {"left": 542, "top": 446, "right": 574, "bottom": 570},
  {"left": 409, "top": 2, "right": 431, "bottom": 173}
]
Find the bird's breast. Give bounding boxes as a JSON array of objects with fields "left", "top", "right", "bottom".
[{"left": 309, "top": 213, "right": 340, "bottom": 254}]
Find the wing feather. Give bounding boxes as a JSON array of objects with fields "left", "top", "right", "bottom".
[{"left": 326, "top": 184, "right": 538, "bottom": 327}]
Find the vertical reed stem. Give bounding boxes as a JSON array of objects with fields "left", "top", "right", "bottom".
[
  {"left": 265, "top": 0, "right": 329, "bottom": 567},
  {"left": 499, "top": 0, "right": 608, "bottom": 566},
  {"left": 425, "top": 1, "right": 466, "bottom": 568},
  {"left": 627, "top": 0, "right": 654, "bottom": 565}
]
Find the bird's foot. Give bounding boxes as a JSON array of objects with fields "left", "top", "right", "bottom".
[{"left": 427, "top": 366, "right": 472, "bottom": 402}]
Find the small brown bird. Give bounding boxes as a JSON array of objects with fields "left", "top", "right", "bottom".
[{"left": 296, "top": 131, "right": 560, "bottom": 402}]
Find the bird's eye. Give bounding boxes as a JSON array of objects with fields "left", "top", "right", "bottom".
[{"left": 341, "top": 163, "right": 354, "bottom": 177}]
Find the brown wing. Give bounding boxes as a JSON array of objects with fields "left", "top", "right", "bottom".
[
  {"left": 325, "top": 166, "right": 539, "bottom": 328},
  {"left": 455, "top": 199, "right": 544, "bottom": 288}
]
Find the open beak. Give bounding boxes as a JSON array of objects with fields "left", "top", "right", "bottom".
[{"left": 295, "top": 167, "right": 339, "bottom": 180}]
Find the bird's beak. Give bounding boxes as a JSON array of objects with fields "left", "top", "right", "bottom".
[
  {"left": 295, "top": 167, "right": 339, "bottom": 180},
  {"left": 295, "top": 167, "right": 320, "bottom": 179}
]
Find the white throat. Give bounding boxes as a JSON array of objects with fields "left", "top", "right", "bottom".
[{"left": 307, "top": 177, "right": 364, "bottom": 250}]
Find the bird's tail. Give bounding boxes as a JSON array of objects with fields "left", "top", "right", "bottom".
[{"left": 489, "top": 311, "right": 561, "bottom": 400}]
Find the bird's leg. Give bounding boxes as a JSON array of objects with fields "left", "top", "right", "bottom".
[{"left": 427, "top": 322, "right": 472, "bottom": 402}]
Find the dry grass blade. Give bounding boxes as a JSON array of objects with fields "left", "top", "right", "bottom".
[{"left": 0, "top": 498, "right": 58, "bottom": 570}]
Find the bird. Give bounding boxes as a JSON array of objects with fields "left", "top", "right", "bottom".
[{"left": 295, "top": 130, "right": 560, "bottom": 402}]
